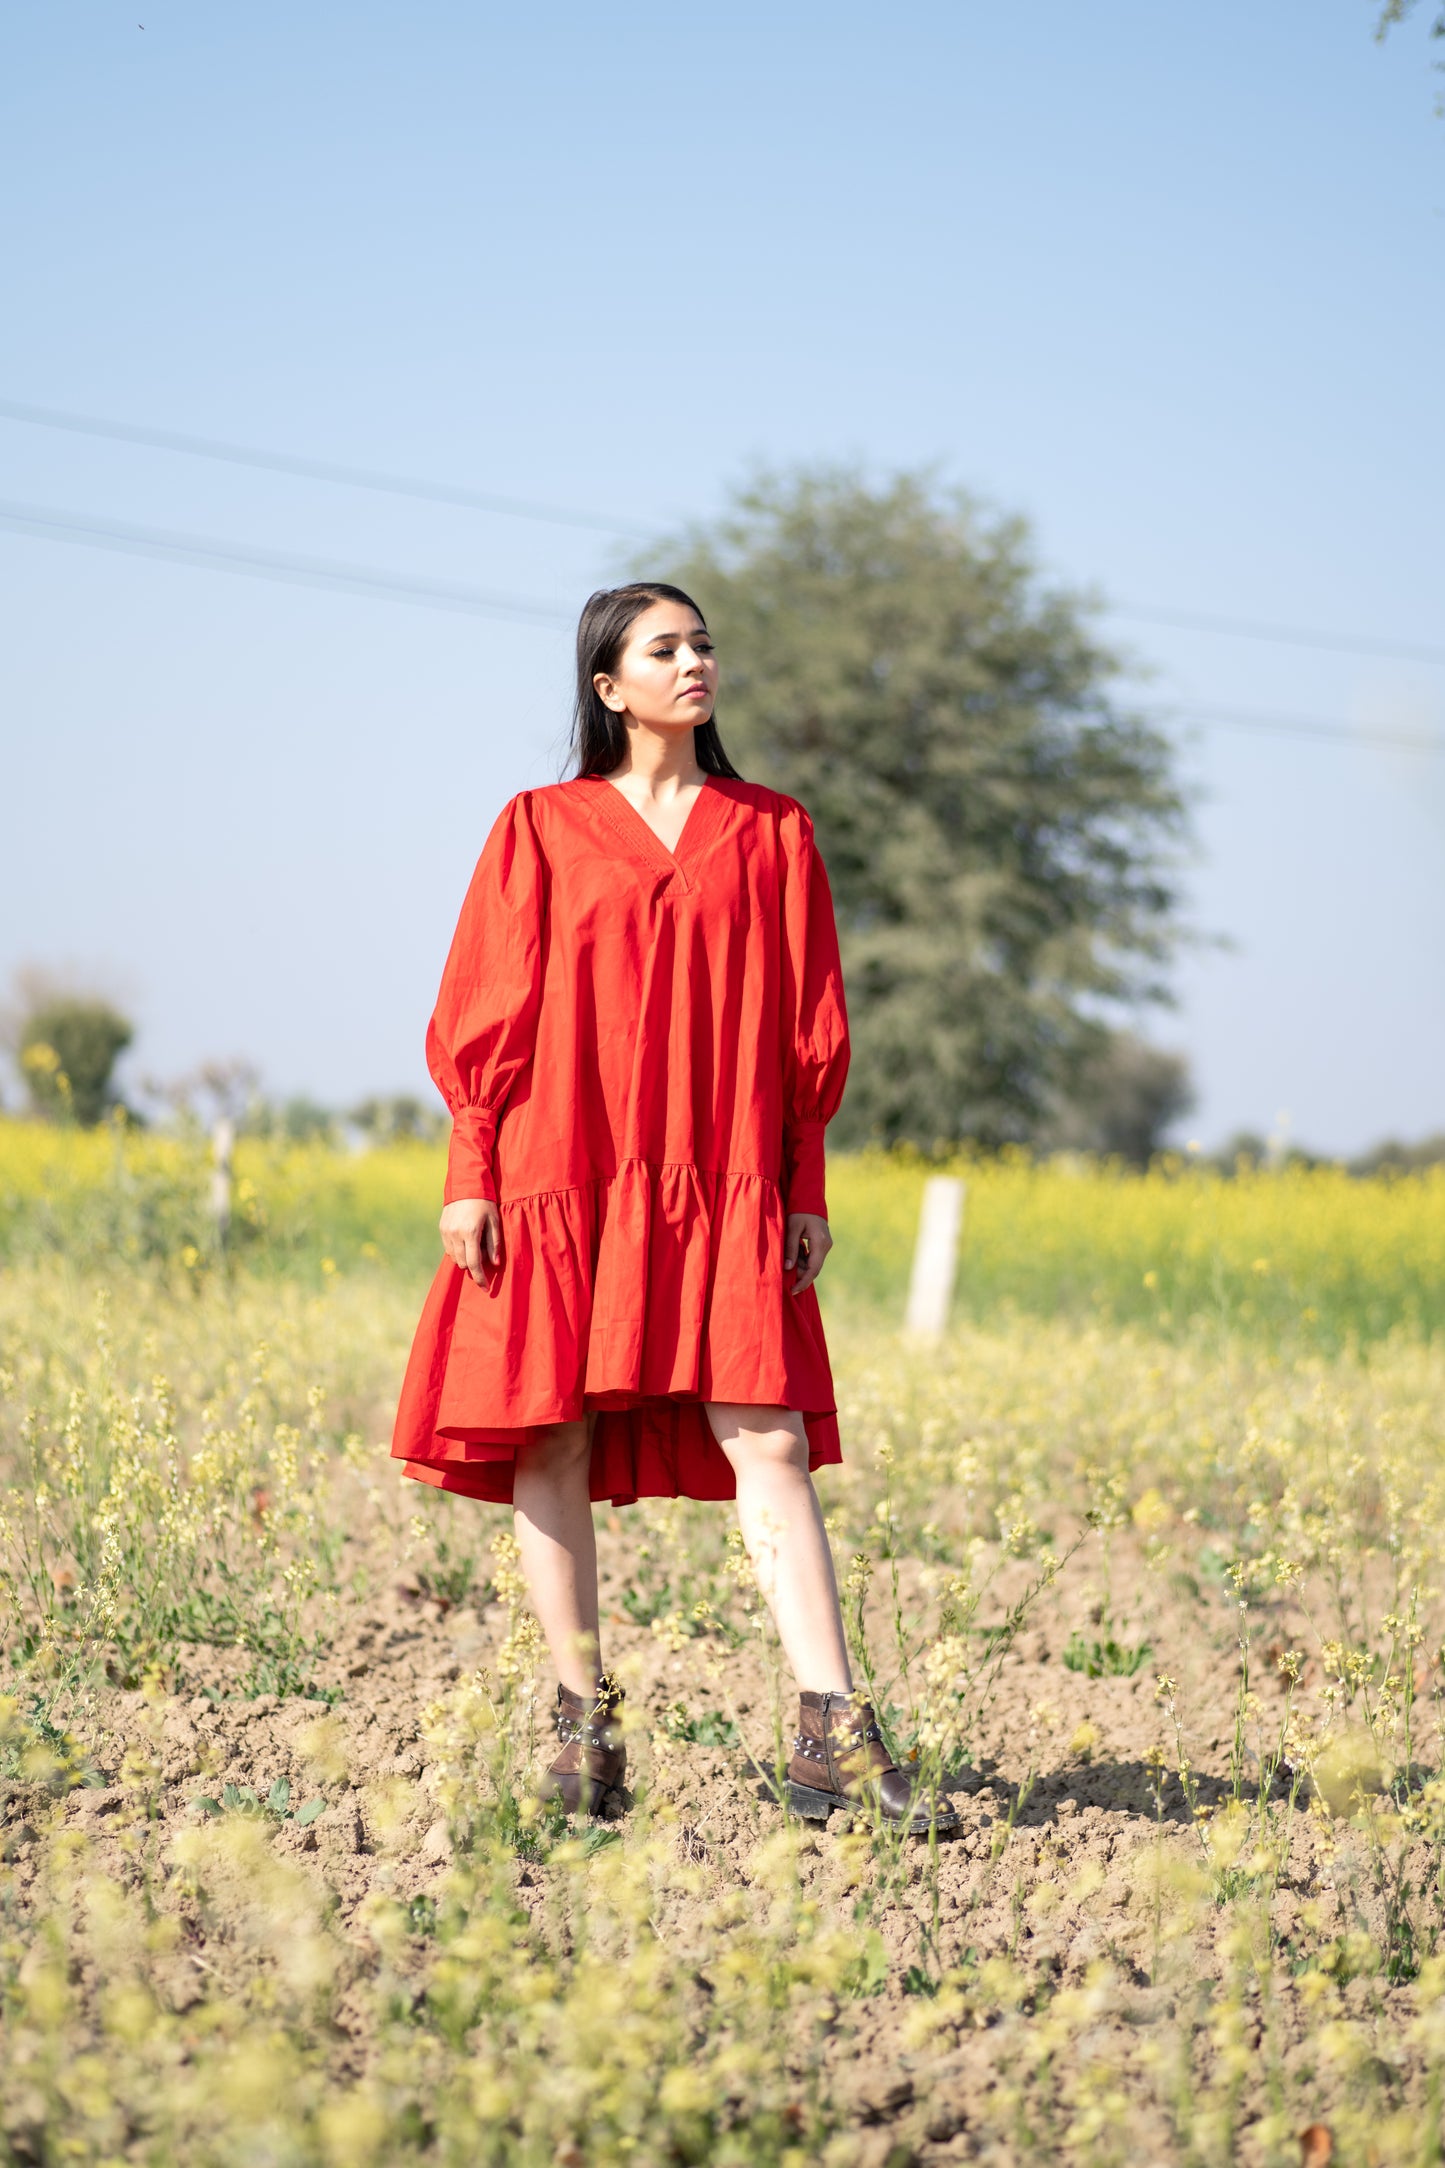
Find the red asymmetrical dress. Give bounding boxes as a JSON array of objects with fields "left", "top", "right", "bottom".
[{"left": 391, "top": 772, "right": 851, "bottom": 1508}]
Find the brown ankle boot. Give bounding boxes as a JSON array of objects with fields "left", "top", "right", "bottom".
[
  {"left": 785, "top": 1690, "right": 959, "bottom": 1835},
  {"left": 535, "top": 1677, "right": 627, "bottom": 1818}
]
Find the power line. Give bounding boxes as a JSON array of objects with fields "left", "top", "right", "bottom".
[
  {"left": 0, "top": 395, "right": 654, "bottom": 540},
  {"left": 1171, "top": 704, "right": 1445, "bottom": 756},
  {"left": 0, "top": 498, "right": 574, "bottom": 627},
  {"left": 4, "top": 395, "right": 1442, "bottom": 671},
  {"left": 2, "top": 493, "right": 1441, "bottom": 755},
  {"left": 1109, "top": 602, "right": 1445, "bottom": 669}
]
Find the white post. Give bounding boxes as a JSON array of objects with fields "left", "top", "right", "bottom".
[
  {"left": 904, "top": 1175, "right": 966, "bottom": 1341},
  {"left": 211, "top": 1117, "right": 234, "bottom": 1247}
]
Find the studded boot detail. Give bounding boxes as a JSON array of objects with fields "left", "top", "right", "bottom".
[
  {"left": 535, "top": 1676, "right": 627, "bottom": 1818},
  {"left": 785, "top": 1690, "right": 959, "bottom": 1834}
]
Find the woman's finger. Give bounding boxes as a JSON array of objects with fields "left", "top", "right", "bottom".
[{"left": 792, "top": 1220, "right": 833, "bottom": 1294}]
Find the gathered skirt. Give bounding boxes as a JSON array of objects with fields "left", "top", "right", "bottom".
[{"left": 391, "top": 1157, "right": 842, "bottom": 1506}]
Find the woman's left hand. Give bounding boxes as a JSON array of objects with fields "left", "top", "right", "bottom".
[{"left": 784, "top": 1213, "right": 832, "bottom": 1295}]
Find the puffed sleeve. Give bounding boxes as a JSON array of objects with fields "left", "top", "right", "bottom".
[
  {"left": 426, "top": 794, "right": 547, "bottom": 1206},
  {"left": 778, "top": 802, "right": 850, "bottom": 1219}
]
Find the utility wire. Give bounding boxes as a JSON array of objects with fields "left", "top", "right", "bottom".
[
  {"left": 4, "top": 394, "right": 1442, "bottom": 671},
  {"left": 0, "top": 497, "right": 575, "bottom": 627},
  {"left": 5, "top": 493, "right": 1442, "bottom": 757},
  {"left": 1171, "top": 704, "right": 1445, "bottom": 756},
  {"left": 1109, "top": 602, "right": 1445, "bottom": 669},
  {"left": 0, "top": 395, "right": 655, "bottom": 540}
]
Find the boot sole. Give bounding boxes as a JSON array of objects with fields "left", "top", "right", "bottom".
[
  {"left": 784, "top": 1780, "right": 961, "bottom": 1837},
  {"left": 785, "top": 1780, "right": 839, "bottom": 1822}
]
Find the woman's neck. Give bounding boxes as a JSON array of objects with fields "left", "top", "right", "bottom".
[{"left": 605, "top": 724, "right": 704, "bottom": 796}]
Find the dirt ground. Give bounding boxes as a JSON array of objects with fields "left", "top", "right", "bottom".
[{"left": 6, "top": 1500, "right": 1381, "bottom": 2167}]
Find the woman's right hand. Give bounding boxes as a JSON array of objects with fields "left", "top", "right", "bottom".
[{"left": 439, "top": 1198, "right": 503, "bottom": 1284}]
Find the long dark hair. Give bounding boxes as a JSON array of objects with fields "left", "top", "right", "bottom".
[{"left": 569, "top": 581, "right": 742, "bottom": 780}]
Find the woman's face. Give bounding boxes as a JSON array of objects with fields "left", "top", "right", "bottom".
[{"left": 595, "top": 600, "right": 717, "bottom": 734}]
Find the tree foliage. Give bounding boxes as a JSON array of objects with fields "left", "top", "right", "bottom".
[
  {"left": 1377, "top": 1, "right": 1445, "bottom": 46},
  {"left": 1043, "top": 1032, "right": 1194, "bottom": 1166},
  {"left": 652, "top": 469, "right": 1186, "bottom": 1150},
  {"left": 350, "top": 1094, "right": 446, "bottom": 1144},
  {"left": 18, "top": 995, "right": 134, "bottom": 1127},
  {"left": 1376, "top": 0, "right": 1445, "bottom": 104}
]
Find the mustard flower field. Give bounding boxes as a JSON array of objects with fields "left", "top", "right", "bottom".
[{"left": 2, "top": 1123, "right": 1444, "bottom": 2165}]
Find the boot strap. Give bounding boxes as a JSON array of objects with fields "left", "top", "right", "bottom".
[
  {"left": 556, "top": 1715, "right": 618, "bottom": 1750},
  {"left": 793, "top": 1722, "right": 886, "bottom": 1761}
]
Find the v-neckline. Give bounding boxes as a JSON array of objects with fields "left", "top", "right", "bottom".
[{"left": 580, "top": 771, "right": 723, "bottom": 884}]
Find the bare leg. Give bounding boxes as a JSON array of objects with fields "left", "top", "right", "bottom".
[
  {"left": 512, "top": 1418, "right": 601, "bottom": 1698},
  {"left": 705, "top": 1403, "right": 852, "bottom": 1694}
]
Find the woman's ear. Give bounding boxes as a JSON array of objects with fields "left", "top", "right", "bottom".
[{"left": 593, "top": 671, "right": 625, "bottom": 714}]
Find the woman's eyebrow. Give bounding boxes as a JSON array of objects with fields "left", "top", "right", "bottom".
[{"left": 644, "top": 625, "right": 708, "bottom": 645}]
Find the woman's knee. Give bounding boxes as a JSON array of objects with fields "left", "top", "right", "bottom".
[
  {"left": 518, "top": 1418, "right": 592, "bottom": 1477},
  {"left": 710, "top": 1406, "right": 810, "bottom": 1477}
]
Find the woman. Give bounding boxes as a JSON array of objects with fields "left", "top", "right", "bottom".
[{"left": 393, "top": 582, "right": 951, "bottom": 1834}]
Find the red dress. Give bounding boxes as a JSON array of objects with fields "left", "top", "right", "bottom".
[{"left": 391, "top": 772, "right": 850, "bottom": 1507}]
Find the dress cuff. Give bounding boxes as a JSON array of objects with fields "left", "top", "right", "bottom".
[
  {"left": 782, "top": 1118, "right": 828, "bottom": 1220},
  {"left": 444, "top": 1108, "right": 498, "bottom": 1205}
]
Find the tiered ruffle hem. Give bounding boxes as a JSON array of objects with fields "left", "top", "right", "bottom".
[{"left": 394, "top": 1158, "right": 840, "bottom": 1506}]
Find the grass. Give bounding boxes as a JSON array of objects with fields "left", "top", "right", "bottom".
[{"left": 1, "top": 1125, "right": 1444, "bottom": 2163}]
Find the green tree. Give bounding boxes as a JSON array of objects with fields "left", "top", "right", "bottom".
[
  {"left": 1377, "top": 2, "right": 1445, "bottom": 46},
  {"left": 1044, "top": 1031, "right": 1195, "bottom": 1166},
  {"left": 1376, "top": 1, "right": 1445, "bottom": 102},
  {"left": 350, "top": 1094, "right": 444, "bottom": 1144},
  {"left": 279, "top": 1095, "right": 336, "bottom": 1144},
  {"left": 653, "top": 469, "right": 1186, "bottom": 1150},
  {"left": 18, "top": 995, "right": 134, "bottom": 1126}
]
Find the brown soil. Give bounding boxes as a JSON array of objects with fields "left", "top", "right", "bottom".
[{"left": 7, "top": 1510, "right": 1364, "bottom": 2165}]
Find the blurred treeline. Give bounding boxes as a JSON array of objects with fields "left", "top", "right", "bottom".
[{"left": 0, "top": 981, "right": 444, "bottom": 1149}]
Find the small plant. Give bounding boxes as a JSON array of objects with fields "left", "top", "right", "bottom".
[
  {"left": 1062, "top": 1629, "right": 1153, "bottom": 1678},
  {"left": 659, "top": 1702, "right": 740, "bottom": 1749},
  {"left": 843, "top": 1929, "right": 890, "bottom": 1998},
  {"left": 409, "top": 1531, "right": 488, "bottom": 1614},
  {"left": 0, "top": 1694, "right": 105, "bottom": 1794},
  {"left": 405, "top": 1893, "right": 439, "bottom": 1936},
  {"left": 621, "top": 1577, "right": 705, "bottom": 1631},
  {"left": 192, "top": 1775, "right": 325, "bottom": 1825},
  {"left": 613, "top": 1502, "right": 743, "bottom": 1641}
]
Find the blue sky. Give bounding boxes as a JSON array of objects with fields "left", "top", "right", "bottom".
[{"left": 2, "top": 1, "right": 1441, "bottom": 1152}]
